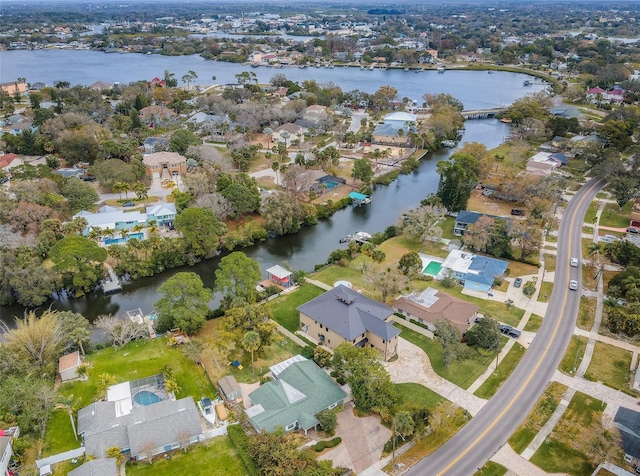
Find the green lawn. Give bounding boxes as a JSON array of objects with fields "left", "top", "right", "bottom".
[
  {"left": 530, "top": 392, "right": 603, "bottom": 475},
  {"left": 600, "top": 201, "right": 633, "bottom": 229},
  {"left": 508, "top": 382, "right": 567, "bottom": 453},
  {"left": 537, "top": 281, "right": 554, "bottom": 303},
  {"left": 126, "top": 437, "right": 248, "bottom": 475},
  {"left": 394, "top": 383, "right": 446, "bottom": 411},
  {"left": 270, "top": 283, "right": 326, "bottom": 332},
  {"left": 440, "top": 217, "right": 456, "bottom": 240},
  {"left": 524, "top": 314, "right": 543, "bottom": 332},
  {"left": 474, "top": 343, "right": 525, "bottom": 399},
  {"left": 224, "top": 338, "right": 304, "bottom": 383},
  {"left": 46, "top": 338, "right": 217, "bottom": 457},
  {"left": 400, "top": 328, "right": 495, "bottom": 390},
  {"left": 559, "top": 335, "right": 588, "bottom": 376},
  {"left": 577, "top": 297, "right": 596, "bottom": 331},
  {"left": 474, "top": 462, "right": 508, "bottom": 476},
  {"left": 584, "top": 201, "right": 599, "bottom": 225},
  {"left": 585, "top": 341, "right": 635, "bottom": 395}
]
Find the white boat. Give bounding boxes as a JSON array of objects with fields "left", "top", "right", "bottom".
[
  {"left": 353, "top": 231, "right": 372, "bottom": 242},
  {"left": 437, "top": 66, "right": 445, "bottom": 73},
  {"left": 441, "top": 140, "right": 456, "bottom": 147},
  {"left": 368, "top": 65, "right": 374, "bottom": 70}
]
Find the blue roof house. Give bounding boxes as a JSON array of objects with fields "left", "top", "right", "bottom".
[{"left": 438, "top": 249, "right": 509, "bottom": 293}]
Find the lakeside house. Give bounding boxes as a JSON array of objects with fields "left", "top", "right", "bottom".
[
  {"left": 372, "top": 111, "right": 417, "bottom": 146},
  {"left": 437, "top": 249, "right": 509, "bottom": 293},
  {"left": 246, "top": 355, "right": 347, "bottom": 434},
  {"left": 393, "top": 288, "right": 479, "bottom": 333},
  {"left": 297, "top": 285, "right": 400, "bottom": 361}
]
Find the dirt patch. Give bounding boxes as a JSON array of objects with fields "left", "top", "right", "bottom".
[{"left": 467, "top": 190, "right": 518, "bottom": 217}]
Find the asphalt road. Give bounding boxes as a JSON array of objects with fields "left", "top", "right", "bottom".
[{"left": 408, "top": 178, "right": 605, "bottom": 476}]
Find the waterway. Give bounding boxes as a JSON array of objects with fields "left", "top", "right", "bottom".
[
  {"left": 0, "top": 50, "right": 522, "bottom": 323},
  {"left": 0, "top": 50, "right": 548, "bottom": 110}
]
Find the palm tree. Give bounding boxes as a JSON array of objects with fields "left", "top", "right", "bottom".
[
  {"left": 113, "top": 182, "right": 128, "bottom": 200},
  {"left": 103, "top": 228, "right": 115, "bottom": 241},
  {"left": 132, "top": 182, "right": 148, "bottom": 201},
  {"left": 55, "top": 394, "right": 81, "bottom": 441},
  {"left": 280, "top": 130, "right": 290, "bottom": 148},
  {"left": 271, "top": 161, "right": 281, "bottom": 186},
  {"left": 119, "top": 229, "right": 128, "bottom": 241},
  {"left": 88, "top": 227, "right": 102, "bottom": 243},
  {"left": 242, "top": 331, "right": 261, "bottom": 378}
]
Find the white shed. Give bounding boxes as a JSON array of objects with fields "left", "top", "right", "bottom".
[{"left": 58, "top": 351, "right": 81, "bottom": 382}]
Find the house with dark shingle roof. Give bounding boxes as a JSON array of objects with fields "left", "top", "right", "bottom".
[
  {"left": 615, "top": 406, "right": 640, "bottom": 466},
  {"left": 454, "top": 210, "right": 505, "bottom": 236},
  {"left": 297, "top": 285, "right": 400, "bottom": 361},
  {"left": 68, "top": 458, "right": 118, "bottom": 476},
  {"left": 246, "top": 356, "right": 346, "bottom": 434}
]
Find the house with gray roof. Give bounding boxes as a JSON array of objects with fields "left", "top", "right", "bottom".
[
  {"left": 615, "top": 406, "right": 640, "bottom": 466},
  {"left": 68, "top": 458, "right": 117, "bottom": 476},
  {"left": 437, "top": 249, "right": 509, "bottom": 293},
  {"left": 246, "top": 356, "right": 346, "bottom": 434},
  {"left": 297, "top": 285, "right": 400, "bottom": 361},
  {"left": 77, "top": 390, "right": 201, "bottom": 461}
]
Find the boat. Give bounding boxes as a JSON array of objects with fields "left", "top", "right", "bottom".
[
  {"left": 353, "top": 231, "right": 372, "bottom": 243},
  {"left": 368, "top": 65, "right": 374, "bottom": 70},
  {"left": 251, "top": 63, "right": 259, "bottom": 68},
  {"left": 523, "top": 80, "right": 532, "bottom": 86},
  {"left": 361, "top": 65, "right": 365, "bottom": 70},
  {"left": 299, "top": 64, "right": 306, "bottom": 69},
  {"left": 437, "top": 66, "right": 445, "bottom": 73},
  {"left": 330, "top": 64, "right": 334, "bottom": 69},
  {"left": 404, "top": 67, "right": 410, "bottom": 71},
  {"left": 441, "top": 140, "right": 456, "bottom": 147},
  {"left": 488, "top": 70, "right": 494, "bottom": 74}
]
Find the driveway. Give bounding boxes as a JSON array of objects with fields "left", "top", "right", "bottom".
[{"left": 317, "top": 404, "right": 391, "bottom": 474}]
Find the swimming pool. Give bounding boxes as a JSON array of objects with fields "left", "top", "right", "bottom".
[
  {"left": 133, "top": 390, "right": 162, "bottom": 406},
  {"left": 423, "top": 261, "right": 443, "bottom": 276}
]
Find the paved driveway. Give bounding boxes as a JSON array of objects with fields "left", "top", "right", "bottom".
[{"left": 317, "top": 404, "right": 391, "bottom": 474}]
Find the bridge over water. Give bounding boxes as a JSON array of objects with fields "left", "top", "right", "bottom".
[{"left": 462, "top": 107, "right": 507, "bottom": 119}]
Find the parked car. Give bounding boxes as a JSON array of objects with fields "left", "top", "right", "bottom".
[
  {"left": 569, "top": 280, "right": 579, "bottom": 291},
  {"left": 514, "top": 277, "right": 522, "bottom": 288},
  {"left": 570, "top": 257, "right": 579, "bottom": 267},
  {"left": 511, "top": 209, "right": 525, "bottom": 216},
  {"left": 499, "top": 324, "right": 521, "bottom": 339},
  {"left": 627, "top": 227, "right": 640, "bottom": 234}
]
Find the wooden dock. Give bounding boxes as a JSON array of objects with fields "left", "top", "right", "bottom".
[{"left": 102, "top": 264, "right": 122, "bottom": 294}]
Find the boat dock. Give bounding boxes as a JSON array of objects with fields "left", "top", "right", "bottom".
[
  {"left": 102, "top": 264, "right": 122, "bottom": 294},
  {"left": 348, "top": 191, "right": 371, "bottom": 206},
  {"left": 340, "top": 231, "right": 372, "bottom": 244}
]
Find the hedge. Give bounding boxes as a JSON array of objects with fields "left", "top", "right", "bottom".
[
  {"left": 312, "top": 436, "right": 342, "bottom": 452},
  {"left": 227, "top": 424, "right": 259, "bottom": 476}
]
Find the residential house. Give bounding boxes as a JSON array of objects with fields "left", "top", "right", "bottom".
[
  {"left": 6, "top": 121, "right": 34, "bottom": 136},
  {"left": 138, "top": 106, "right": 177, "bottom": 127},
  {"left": 586, "top": 87, "right": 626, "bottom": 105},
  {"left": 615, "top": 406, "right": 640, "bottom": 466},
  {"left": 218, "top": 376, "right": 242, "bottom": 404},
  {"left": 633, "top": 198, "right": 640, "bottom": 212},
  {"left": 393, "top": 288, "right": 479, "bottom": 333},
  {"left": 74, "top": 208, "right": 147, "bottom": 240},
  {"left": 526, "top": 160, "right": 556, "bottom": 177},
  {"left": 54, "top": 168, "right": 86, "bottom": 179},
  {"left": 89, "top": 81, "right": 113, "bottom": 92},
  {"left": 142, "top": 151, "right": 187, "bottom": 178},
  {"left": 0, "top": 81, "right": 27, "bottom": 96},
  {"left": 273, "top": 123, "right": 305, "bottom": 144},
  {"left": 59, "top": 351, "right": 82, "bottom": 382},
  {"left": 297, "top": 285, "right": 400, "bottom": 361},
  {"left": 246, "top": 356, "right": 346, "bottom": 434},
  {"left": 68, "top": 459, "right": 118, "bottom": 476},
  {"left": 187, "top": 113, "right": 235, "bottom": 136},
  {"left": 630, "top": 212, "right": 640, "bottom": 229},
  {"left": 372, "top": 111, "right": 417, "bottom": 146},
  {"left": 437, "top": 249, "right": 509, "bottom": 293},
  {"left": 0, "top": 437, "right": 12, "bottom": 476},
  {"left": 78, "top": 377, "right": 201, "bottom": 461},
  {"left": 142, "top": 137, "right": 170, "bottom": 154},
  {"left": 453, "top": 210, "right": 505, "bottom": 236},
  {"left": 0, "top": 153, "right": 22, "bottom": 173},
  {"left": 146, "top": 203, "right": 176, "bottom": 228}
]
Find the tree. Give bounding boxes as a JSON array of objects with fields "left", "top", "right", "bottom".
[
  {"left": 260, "top": 191, "right": 306, "bottom": 236},
  {"left": 58, "top": 311, "right": 92, "bottom": 355},
  {"left": 398, "top": 251, "right": 422, "bottom": 276},
  {"left": 352, "top": 157, "right": 374, "bottom": 184},
  {"left": 332, "top": 343, "right": 396, "bottom": 413},
  {"left": 181, "top": 70, "right": 198, "bottom": 91},
  {"left": 363, "top": 265, "right": 409, "bottom": 302},
  {"left": 182, "top": 340, "right": 204, "bottom": 365},
  {"left": 215, "top": 252, "right": 262, "bottom": 306},
  {"left": 106, "top": 446, "right": 125, "bottom": 468},
  {"left": 394, "top": 411, "right": 415, "bottom": 441},
  {"left": 241, "top": 330, "right": 261, "bottom": 377},
  {"left": 218, "top": 304, "right": 277, "bottom": 353},
  {"left": 96, "top": 373, "right": 117, "bottom": 400},
  {"left": 49, "top": 236, "right": 108, "bottom": 295},
  {"left": 464, "top": 317, "right": 501, "bottom": 351},
  {"left": 316, "top": 409, "right": 338, "bottom": 436},
  {"left": 0, "top": 310, "right": 65, "bottom": 375},
  {"left": 399, "top": 205, "right": 447, "bottom": 243},
  {"left": 170, "top": 130, "right": 200, "bottom": 154},
  {"left": 61, "top": 177, "right": 99, "bottom": 212},
  {"left": 436, "top": 153, "right": 478, "bottom": 212},
  {"left": 434, "top": 320, "right": 469, "bottom": 367},
  {"left": 154, "top": 272, "right": 213, "bottom": 335},
  {"left": 95, "top": 315, "right": 149, "bottom": 348},
  {"left": 0, "top": 376, "right": 56, "bottom": 437},
  {"left": 174, "top": 207, "right": 226, "bottom": 262},
  {"left": 55, "top": 394, "right": 81, "bottom": 441}
]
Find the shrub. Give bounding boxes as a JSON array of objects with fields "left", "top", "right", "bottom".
[
  {"left": 301, "top": 345, "right": 315, "bottom": 359},
  {"left": 312, "top": 437, "right": 342, "bottom": 451},
  {"left": 227, "top": 425, "right": 259, "bottom": 476},
  {"left": 316, "top": 409, "right": 338, "bottom": 436},
  {"left": 313, "top": 347, "right": 333, "bottom": 368}
]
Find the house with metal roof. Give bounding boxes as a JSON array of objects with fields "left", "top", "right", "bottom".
[
  {"left": 297, "top": 285, "right": 400, "bottom": 361},
  {"left": 246, "top": 356, "right": 346, "bottom": 434},
  {"left": 437, "top": 249, "right": 509, "bottom": 293}
]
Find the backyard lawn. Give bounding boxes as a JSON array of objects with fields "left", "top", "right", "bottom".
[
  {"left": 474, "top": 342, "right": 525, "bottom": 399},
  {"left": 400, "top": 329, "right": 496, "bottom": 390},
  {"left": 585, "top": 341, "right": 634, "bottom": 395},
  {"left": 126, "top": 437, "right": 248, "bottom": 475},
  {"left": 270, "top": 283, "right": 326, "bottom": 332},
  {"left": 394, "top": 383, "right": 446, "bottom": 411}
]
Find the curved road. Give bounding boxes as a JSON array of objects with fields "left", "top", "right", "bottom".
[{"left": 409, "top": 178, "right": 605, "bottom": 475}]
